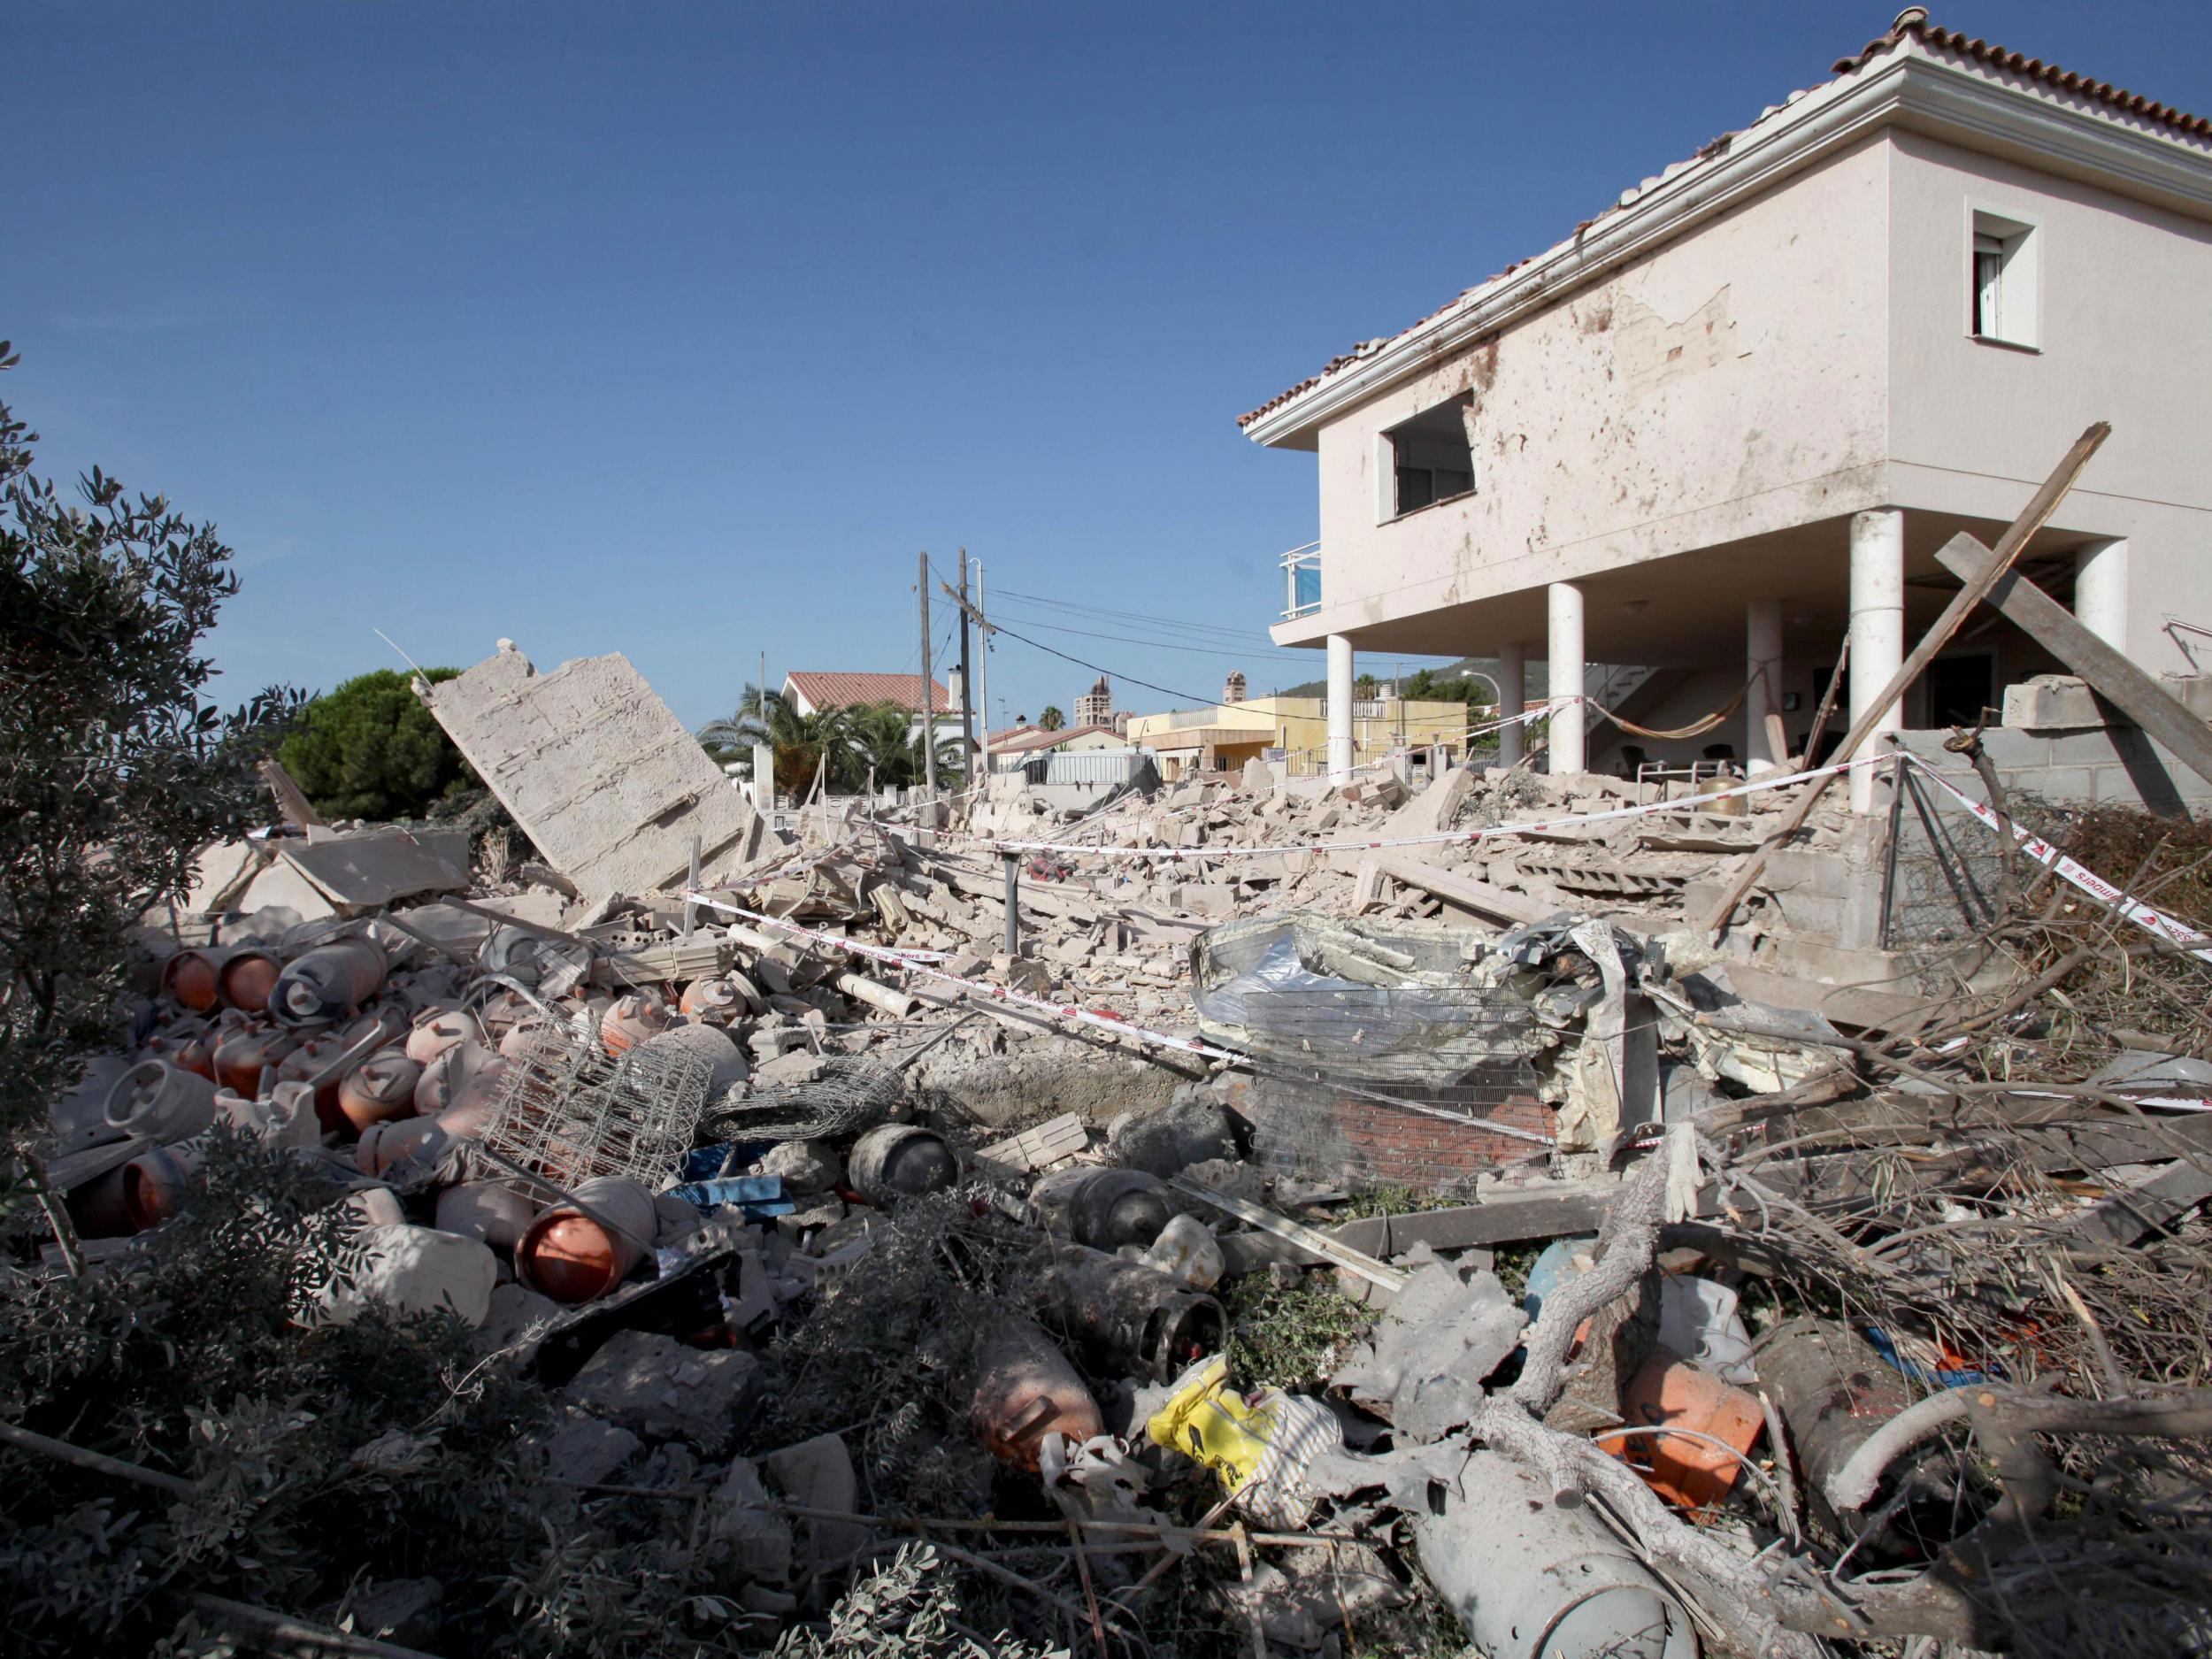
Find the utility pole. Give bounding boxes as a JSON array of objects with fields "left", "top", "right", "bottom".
[
  {"left": 973, "top": 556, "right": 991, "bottom": 788},
  {"left": 956, "top": 547, "right": 975, "bottom": 792},
  {"left": 918, "top": 550, "right": 938, "bottom": 803}
]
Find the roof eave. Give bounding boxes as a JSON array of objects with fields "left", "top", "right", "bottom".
[{"left": 1240, "top": 41, "right": 2212, "bottom": 449}]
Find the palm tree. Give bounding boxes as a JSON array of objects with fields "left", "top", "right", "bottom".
[
  {"left": 696, "top": 686, "right": 852, "bottom": 802},
  {"left": 1038, "top": 706, "right": 1066, "bottom": 732}
]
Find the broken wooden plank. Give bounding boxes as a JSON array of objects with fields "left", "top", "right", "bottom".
[
  {"left": 1935, "top": 534, "right": 2212, "bottom": 790},
  {"left": 1371, "top": 853, "right": 1557, "bottom": 926},
  {"left": 1703, "top": 421, "right": 2111, "bottom": 939}
]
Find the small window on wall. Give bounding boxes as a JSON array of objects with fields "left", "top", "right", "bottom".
[
  {"left": 1382, "top": 396, "right": 1475, "bottom": 519},
  {"left": 1969, "top": 209, "right": 2039, "bottom": 349}
]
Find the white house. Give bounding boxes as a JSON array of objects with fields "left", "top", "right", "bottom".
[{"left": 1243, "top": 11, "right": 2212, "bottom": 808}]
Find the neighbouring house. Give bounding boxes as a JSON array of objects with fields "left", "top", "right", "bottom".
[
  {"left": 986, "top": 722, "right": 1126, "bottom": 770},
  {"left": 1125, "top": 674, "right": 1475, "bottom": 781},
  {"left": 1242, "top": 11, "right": 2212, "bottom": 809},
  {"left": 781, "top": 671, "right": 967, "bottom": 751}
]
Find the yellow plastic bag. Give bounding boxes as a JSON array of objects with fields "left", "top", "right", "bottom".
[{"left": 1146, "top": 1355, "right": 1341, "bottom": 1530}]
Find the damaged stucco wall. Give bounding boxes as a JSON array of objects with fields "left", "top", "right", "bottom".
[
  {"left": 1886, "top": 131, "right": 2212, "bottom": 679},
  {"left": 423, "top": 643, "right": 765, "bottom": 897},
  {"left": 1297, "top": 134, "right": 1893, "bottom": 641}
]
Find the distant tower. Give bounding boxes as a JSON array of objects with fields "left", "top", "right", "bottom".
[
  {"left": 1223, "top": 671, "right": 1248, "bottom": 705},
  {"left": 1074, "top": 674, "right": 1113, "bottom": 727}
]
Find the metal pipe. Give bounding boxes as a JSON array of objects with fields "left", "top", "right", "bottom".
[{"left": 1002, "top": 851, "right": 1019, "bottom": 954}]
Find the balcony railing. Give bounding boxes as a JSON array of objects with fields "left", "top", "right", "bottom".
[{"left": 1279, "top": 541, "right": 1321, "bottom": 620}]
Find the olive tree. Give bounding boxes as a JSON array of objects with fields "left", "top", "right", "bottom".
[{"left": 0, "top": 342, "right": 300, "bottom": 1155}]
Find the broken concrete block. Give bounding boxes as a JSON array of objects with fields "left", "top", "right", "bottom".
[
  {"left": 476, "top": 1282, "right": 563, "bottom": 1353},
  {"left": 1240, "top": 756, "right": 1274, "bottom": 793},
  {"left": 710, "top": 1456, "right": 794, "bottom": 1582},
  {"left": 1175, "top": 883, "right": 1237, "bottom": 919},
  {"left": 764, "top": 1432, "right": 866, "bottom": 1570},
  {"left": 754, "top": 1139, "right": 841, "bottom": 1194},
  {"left": 753, "top": 1049, "right": 827, "bottom": 1089},
  {"left": 993, "top": 953, "right": 1054, "bottom": 995},
  {"left": 531, "top": 1407, "right": 641, "bottom": 1488},
  {"left": 2161, "top": 671, "right": 2212, "bottom": 720},
  {"left": 2002, "top": 672, "right": 2106, "bottom": 729},
  {"left": 565, "top": 1330, "right": 760, "bottom": 1455},
  {"left": 421, "top": 644, "right": 767, "bottom": 896}
]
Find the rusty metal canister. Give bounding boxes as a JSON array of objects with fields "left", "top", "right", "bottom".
[
  {"left": 215, "top": 947, "right": 282, "bottom": 1014},
  {"left": 269, "top": 935, "right": 388, "bottom": 1028},
  {"left": 336, "top": 1051, "right": 423, "bottom": 1132},
  {"left": 405, "top": 1005, "right": 473, "bottom": 1064},
  {"left": 964, "top": 1315, "right": 1104, "bottom": 1471},
  {"left": 213, "top": 1024, "right": 298, "bottom": 1096},
  {"left": 679, "top": 978, "right": 742, "bottom": 1022},
  {"left": 848, "top": 1124, "right": 957, "bottom": 1207},
  {"left": 1041, "top": 1242, "right": 1226, "bottom": 1383},
  {"left": 600, "top": 994, "right": 672, "bottom": 1056},
  {"left": 103, "top": 1058, "right": 219, "bottom": 1145},
  {"left": 413, "top": 1039, "right": 497, "bottom": 1118},
  {"left": 1029, "top": 1167, "right": 1171, "bottom": 1250},
  {"left": 275, "top": 1036, "right": 354, "bottom": 1133},
  {"left": 1758, "top": 1317, "right": 1918, "bottom": 1538},
  {"left": 515, "top": 1178, "right": 657, "bottom": 1303},
  {"left": 161, "top": 947, "right": 228, "bottom": 1014},
  {"left": 120, "top": 1140, "right": 208, "bottom": 1231}
]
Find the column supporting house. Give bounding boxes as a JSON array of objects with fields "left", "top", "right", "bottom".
[
  {"left": 2075, "top": 537, "right": 2129, "bottom": 650},
  {"left": 1848, "top": 507, "right": 1905, "bottom": 813},
  {"left": 1326, "top": 634, "right": 1355, "bottom": 784},
  {"left": 1496, "top": 641, "right": 1526, "bottom": 768},
  {"left": 1745, "top": 597, "right": 1784, "bottom": 774},
  {"left": 1547, "top": 582, "right": 1586, "bottom": 775}
]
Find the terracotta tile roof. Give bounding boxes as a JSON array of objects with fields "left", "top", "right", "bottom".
[
  {"left": 784, "top": 672, "right": 951, "bottom": 713},
  {"left": 993, "top": 723, "right": 1118, "bottom": 756},
  {"left": 1237, "top": 12, "right": 2211, "bottom": 434},
  {"left": 1833, "top": 16, "right": 2212, "bottom": 137}
]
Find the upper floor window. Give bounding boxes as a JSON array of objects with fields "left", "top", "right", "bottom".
[
  {"left": 1969, "top": 208, "right": 2039, "bottom": 349},
  {"left": 1382, "top": 396, "right": 1475, "bottom": 519}
]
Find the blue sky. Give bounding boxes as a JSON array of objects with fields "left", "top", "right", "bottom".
[{"left": 7, "top": 2, "right": 2207, "bottom": 730}]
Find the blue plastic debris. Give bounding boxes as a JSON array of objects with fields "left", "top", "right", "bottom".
[
  {"left": 667, "top": 1173, "right": 795, "bottom": 1220},
  {"left": 1864, "top": 1325, "right": 2003, "bottom": 1388}
]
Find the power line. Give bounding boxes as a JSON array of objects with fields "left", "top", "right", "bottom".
[
  {"left": 988, "top": 605, "right": 1316, "bottom": 661},
  {"left": 992, "top": 588, "right": 1285, "bottom": 648},
  {"left": 980, "top": 614, "right": 1501, "bottom": 731}
]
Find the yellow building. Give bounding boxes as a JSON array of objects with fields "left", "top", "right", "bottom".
[{"left": 1125, "top": 690, "right": 1475, "bottom": 780}]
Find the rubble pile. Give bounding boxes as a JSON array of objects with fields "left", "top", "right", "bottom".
[{"left": 13, "top": 644, "right": 2212, "bottom": 1659}]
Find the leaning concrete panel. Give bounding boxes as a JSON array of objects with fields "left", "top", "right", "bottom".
[{"left": 421, "top": 643, "right": 765, "bottom": 897}]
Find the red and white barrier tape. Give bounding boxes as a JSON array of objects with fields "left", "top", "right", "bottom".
[
  {"left": 922, "top": 752, "right": 1893, "bottom": 864},
  {"left": 1905, "top": 757, "right": 2212, "bottom": 964},
  {"left": 680, "top": 890, "right": 1555, "bottom": 1144}
]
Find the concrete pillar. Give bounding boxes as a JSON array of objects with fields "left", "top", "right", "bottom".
[
  {"left": 1326, "top": 633, "right": 1355, "bottom": 785},
  {"left": 2075, "top": 537, "right": 2129, "bottom": 651},
  {"left": 752, "top": 744, "right": 776, "bottom": 810},
  {"left": 1745, "top": 597, "right": 1784, "bottom": 774},
  {"left": 1547, "top": 582, "right": 1586, "bottom": 775},
  {"left": 1848, "top": 507, "right": 1905, "bottom": 812},
  {"left": 1496, "top": 641, "right": 1526, "bottom": 768}
]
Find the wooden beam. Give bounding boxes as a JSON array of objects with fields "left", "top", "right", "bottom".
[
  {"left": 1934, "top": 535, "right": 2212, "bottom": 790},
  {"left": 1703, "top": 421, "right": 2111, "bottom": 939}
]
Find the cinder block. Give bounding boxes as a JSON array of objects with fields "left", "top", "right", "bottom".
[
  {"left": 2160, "top": 672, "right": 2212, "bottom": 720},
  {"left": 2001, "top": 675, "right": 2105, "bottom": 731}
]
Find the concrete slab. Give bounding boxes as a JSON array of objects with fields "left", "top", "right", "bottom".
[{"left": 422, "top": 644, "right": 767, "bottom": 897}]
